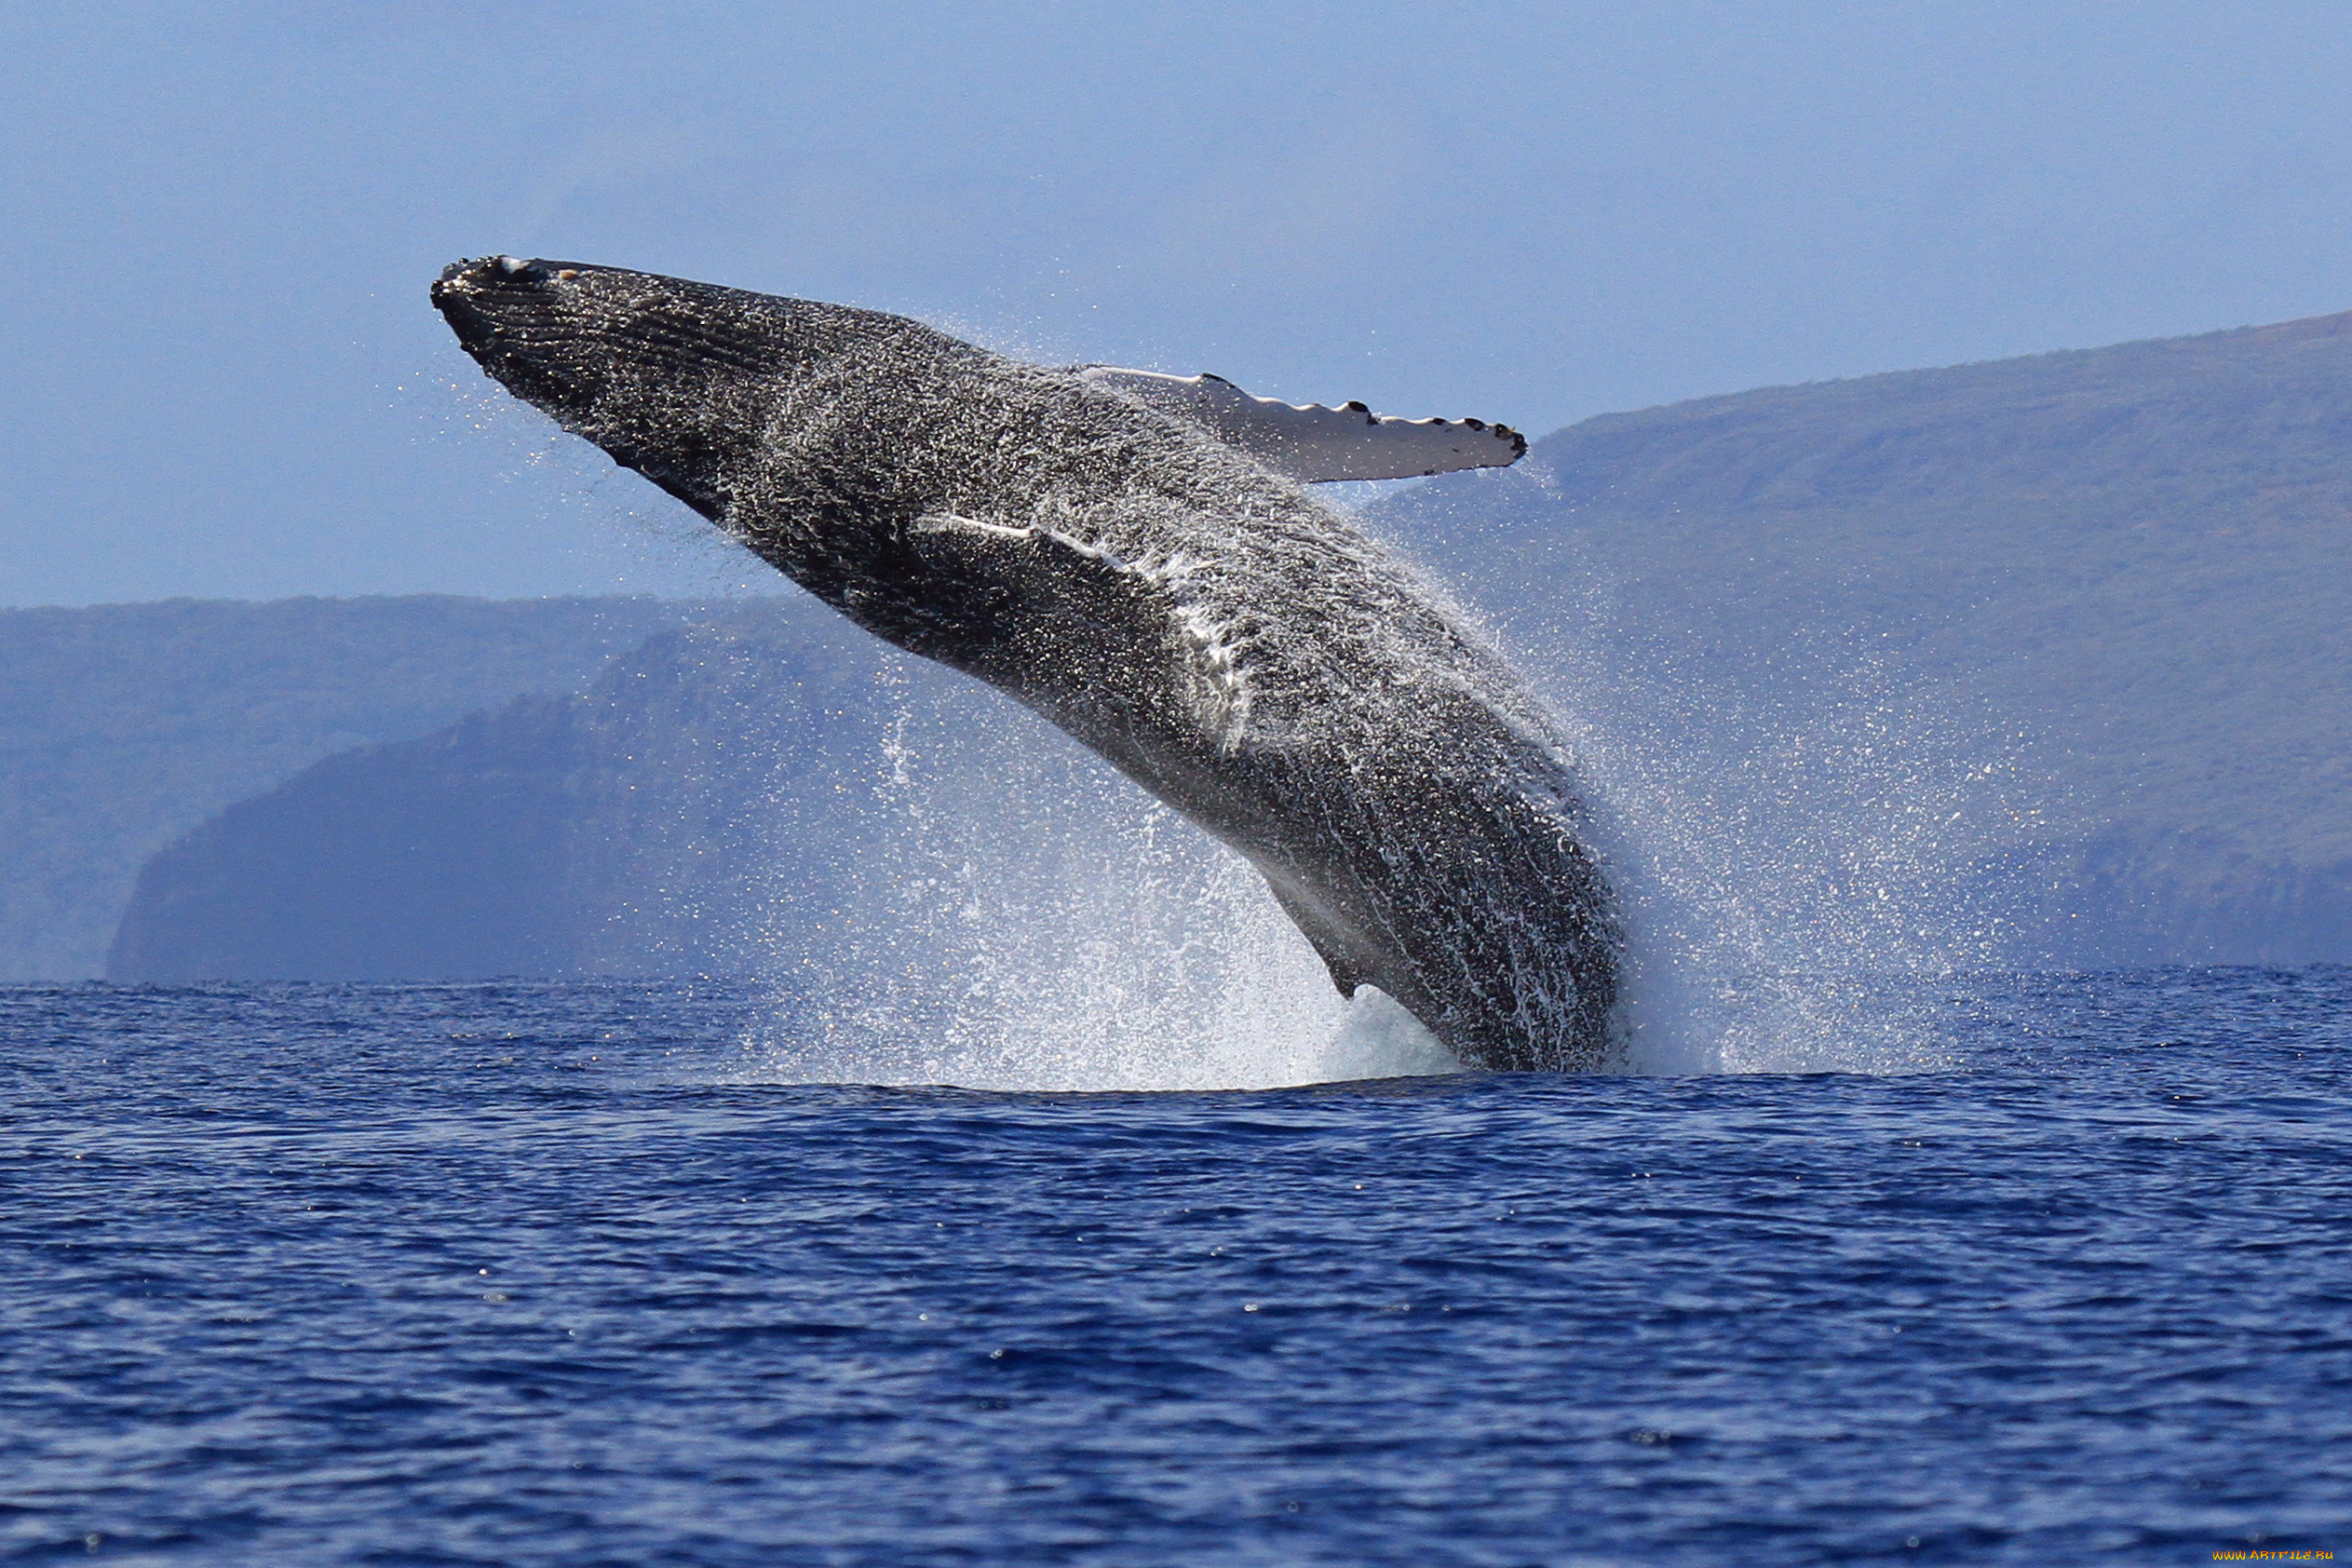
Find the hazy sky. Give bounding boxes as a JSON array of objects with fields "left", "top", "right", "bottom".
[{"left": 7, "top": 1, "right": 2350, "bottom": 605}]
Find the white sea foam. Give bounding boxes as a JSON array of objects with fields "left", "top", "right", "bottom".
[
  {"left": 1428, "top": 557, "right": 2011, "bottom": 1078},
  {"left": 570, "top": 446, "right": 2002, "bottom": 1089},
  {"left": 722, "top": 571, "right": 1998, "bottom": 1089},
  {"left": 729, "top": 669, "right": 1466, "bottom": 1092}
]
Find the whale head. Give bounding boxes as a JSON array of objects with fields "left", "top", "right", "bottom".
[{"left": 430, "top": 255, "right": 893, "bottom": 519}]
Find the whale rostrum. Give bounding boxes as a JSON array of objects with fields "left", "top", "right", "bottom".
[{"left": 431, "top": 256, "right": 1621, "bottom": 1070}]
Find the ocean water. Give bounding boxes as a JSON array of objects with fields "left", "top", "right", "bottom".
[{"left": 4, "top": 969, "right": 2346, "bottom": 1566}]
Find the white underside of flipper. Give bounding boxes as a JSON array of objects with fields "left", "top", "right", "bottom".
[{"left": 1076, "top": 367, "right": 1527, "bottom": 483}]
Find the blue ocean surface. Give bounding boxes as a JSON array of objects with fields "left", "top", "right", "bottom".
[{"left": 3, "top": 970, "right": 2346, "bottom": 1566}]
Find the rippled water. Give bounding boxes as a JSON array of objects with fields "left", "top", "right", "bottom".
[{"left": 4, "top": 970, "right": 2346, "bottom": 1565}]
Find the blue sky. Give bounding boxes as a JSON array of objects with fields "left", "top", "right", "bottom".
[{"left": 6, "top": 1, "right": 2350, "bottom": 605}]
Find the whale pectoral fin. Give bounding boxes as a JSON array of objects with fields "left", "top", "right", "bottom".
[
  {"left": 1260, "top": 875, "right": 1366, "bottom": 997},
  {"left": 910, "top": 514, "right": 1151, "bottom": 628},
  {"left": 911, "top": 514, "right": 1251, "bottom": 751},
  {"left": 1075, "top": 366, "right": 1527, "bottom": 483},
  {"left": 908, "top": 513, "right": 1163, "bottom": 674}
]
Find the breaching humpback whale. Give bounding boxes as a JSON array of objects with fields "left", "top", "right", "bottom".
[{"left": 432, "top": 257, "right": 1620, "bottom": 1070}]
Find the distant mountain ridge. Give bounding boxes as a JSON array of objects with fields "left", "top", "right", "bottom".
[
  {"left": 0, "top": 595, "right": 719, "bottom": 979},
  {"left": 105, "top": 602, "right": 1143, "bottom": 989},
  {"left": 88, "top": 305, "right": 2352, "bottom": 980},
  {"left": 104, "top": 602, "right": 885, "bottom": 983},
  {"left": 1527, "top": 310, "right": 2352, "bottom": 522},
  {"left": 1369, "top": 307, "right": 2352, "bottom": 965}
]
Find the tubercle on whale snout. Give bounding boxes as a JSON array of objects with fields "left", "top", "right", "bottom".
[{"left": 429, "top": 259, "right": 604, "bottom": 341}]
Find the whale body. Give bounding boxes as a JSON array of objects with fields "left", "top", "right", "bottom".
[{"left": 431, "top": 257, "right": 1620, "bottom": 1070}]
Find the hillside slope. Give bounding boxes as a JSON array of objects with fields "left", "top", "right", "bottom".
[
  {"left": 104, "top": 603, "right": 883, "bottom": 981},
  {"left": 0, "top": 595, "right": 714, "bottom": 978},
  {"left": 1371, "top": 311, "right": 2352, "bottom": 964},
  {"left": 105, "top": 602, "right": 1181, "bottom": 987}
]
